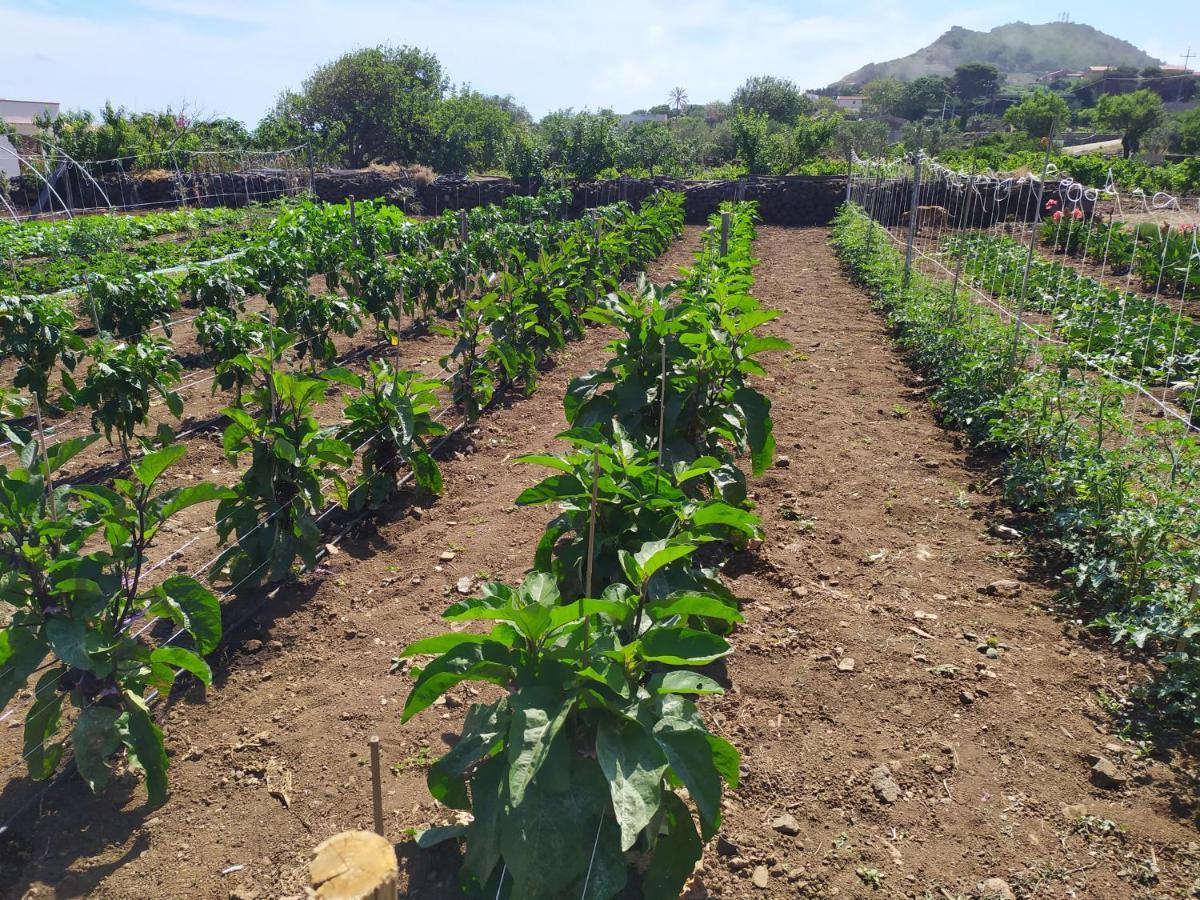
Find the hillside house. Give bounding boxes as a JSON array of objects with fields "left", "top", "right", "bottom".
[{"left": 834, "top": 96, "right": 866, "bottom": 112}]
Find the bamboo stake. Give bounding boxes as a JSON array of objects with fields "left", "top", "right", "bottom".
[{"left": 369, "top": 736, "right": 384, "bottom": 837}]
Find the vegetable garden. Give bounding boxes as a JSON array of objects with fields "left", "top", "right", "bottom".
[{"left": 2, "top": 164, "right": 1200, "bottom": 898}]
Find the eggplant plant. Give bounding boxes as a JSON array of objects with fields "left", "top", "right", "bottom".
[
  {"left": 276, "top": 290, "right": 363, "bottom": 371},
  {"left": 196, "top": 309, "right": 288, "bottom": 405},
  {"left": 339, "top": 360, "right": 446, "bottom": 508},
  {"left": 0, "top": 438, "right": 228, "bottom": 805},
  {"left": 399, "top": 568, "right": 739, "bottom": 900},
  {"left": 0, "top": 293, "right": 86, "bottom": 408},
  {"left": 75, "top": 337, "right": 183, "bottom": 463},
  {"left": 212, "top": 361, "right": 355, "bottom": 588},
  {"left": 437, "top": 295, "right": 496, "bottom": 422},
  {"left": 88, "top": 272, "right": 180, "bottom": 341}
]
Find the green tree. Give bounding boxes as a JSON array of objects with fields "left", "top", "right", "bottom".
[
  {"left": 953, "top": 63, "right": 1002, "bottom": 112},
  {"left": 1096, "top": 89, "right": 1165, "bottom": 157},
  {"left": 1178, "top": 105, "right": 1200, "bottom": 154},
  {"left": 301, "top": 44, "right": 445, "bottom": 167},
  {"left": 773, "top": 112, "right": 840, "bottom": 173},
  {"left": 896, "top": 76, "right": 952, "bottom": 121},
  {"left": 539, "top": 110, "right": 619, "bottom": 180},
  {"left": 618, "top": 121, "right": 680, "bottom": 176},
  {"left": 427, "top": 89, "right": 515, "bottom": 173},
  {"left": 863, "top": 79, "right": 905, "bottom": 117},
  {"left": 501, "top": 126, "right": 546, "bottom": 184},
  {"left": 731, "top": 76, "right": 811, "bottom": 124},
  {"left": 1003, "top": 89, "right": 1069, "bottom": 139},
  {"left": 833, "top": 117, "right": 889, "bottom": 158},
  {"left": 730, "top": 109, "right": 770, "bottom": 174}
]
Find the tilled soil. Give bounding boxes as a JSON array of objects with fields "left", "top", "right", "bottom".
[{"left": 3, "top": 226, "right": 1198, "bottom": 899}]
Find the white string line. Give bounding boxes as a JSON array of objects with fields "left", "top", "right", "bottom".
[{"left": 866, "top": 210, "right": 1200, "bottom": 433}]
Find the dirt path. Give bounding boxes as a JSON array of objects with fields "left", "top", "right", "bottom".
[
  {"left": 691, "top": 227, "right": 1199, "bottom": 898},
  {"left": 0, "top": 226, "right": 706, "bottom": 900},
  {"left": 3, "top": 226, "right": 1198, "bottom": 899}
]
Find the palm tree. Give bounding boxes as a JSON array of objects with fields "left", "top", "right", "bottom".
[{"left": 669, "top": 86, "right": 689, "bottom": 114}]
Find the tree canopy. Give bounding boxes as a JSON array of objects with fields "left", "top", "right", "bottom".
[{"left": 1096, "top": 89, "right": 1165, "bottom": 157}]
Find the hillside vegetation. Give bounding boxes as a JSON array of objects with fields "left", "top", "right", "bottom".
[{"left": 842, "top": 21, "right": 1160, "bottom": 84}]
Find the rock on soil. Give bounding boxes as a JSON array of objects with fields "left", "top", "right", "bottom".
[
  {"left": 870, "top": 765, "right": 902, "bottom": 804},
  {"left": 771, "top": 813, "right": 801, "bottom": 836},
  {"left": 985, "top": 579, "right": 1022, "bottom": 598},
  {"left": 976, "top": 877, "right": 1016, "bottom": 899}
]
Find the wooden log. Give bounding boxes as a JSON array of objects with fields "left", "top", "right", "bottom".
[{"left": 309, "top": 831, "right": 398, "bottom": 900}]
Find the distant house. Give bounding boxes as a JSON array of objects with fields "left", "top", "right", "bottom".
[
  {"left": 834, "top": 96, "right": 866, "bottom": 112},
  {"left": 618, "top": 112, "right": 668, "bottom": 126},
  {"left": 1037, "top": 69, "right": 1070, "bottom": 83},
  {"left": 1160, "top": 64, "right": 1195, "bottom": 74},
  {"left": 1, "top": 97, "right": 60, "bottom": 179}
]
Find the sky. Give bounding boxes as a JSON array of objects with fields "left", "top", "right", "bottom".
[{"left": 2, "top": 0, "right": 1198, "bottom": 126}]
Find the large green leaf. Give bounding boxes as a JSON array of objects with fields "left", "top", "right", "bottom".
[
  {"left": 73, "top": 706, "right": 123, "bottom": 793},
  {"left": 652, "top": 716, "right": 723, "bottom": 839},
  {"left": 427, "top": 698, "right": 508, "bottom": 809},
  {"left": 646, "top": 592, "right": 742, "bottom": 625},
  {"left": 132, "top": 444, "right": 187, "bottom": 488},
  {"left": 506, "top": 688, "right": 574, "bottom": 807},
  {"left": 24, "top": 670, "right": 65, "bottom": 780},
  {"left": 648, "top": 671, "right": 726, "bottom": 696},
  {"left": 642, "top": 791, "right": 704, "bottom": 900},
  {"left": 633, "top": 540, "right": 697, "bottom": 583},
  {"left": 45, "top": 617, "right": 97, "bottom": 674},
  {"left": 0, "top": 625, "right": 49, "bottom": 709},
  {"left": 640, "top": 627, "right": 732, "bottom": 665},
  {"left": 401, "top": 641, "right": 513, "bottom": 722},
  {"left": 514, "top": 473, "right": 586, "bottom": 506},
  {"left": 153, "top": 576, "right": 222, "bottom": 655},
  {"left": 596, "top": 715, "right": 668, "bottom": 851},
  {"left": 149, "top": 646, "right": 213, "bottom": 692},
  {"left": 732, "top": 386, "right": 775, "bottom": 476},
  {"left": 120, "top": 691, "right": 169, "bottom": 806}
]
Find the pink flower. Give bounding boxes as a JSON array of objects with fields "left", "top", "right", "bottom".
[
  {"left": 1052, "top": 210, "right": 1063, "bottom": 223},
  {"left": 1179, "top": 223, "right": 1194, "bottom": 234},
  {"left": 1045, "top": 199, "right": 1059, "bottom": 211},
  {"left": 1072, "top": 208, "right": 1084, "bottom": 221}
]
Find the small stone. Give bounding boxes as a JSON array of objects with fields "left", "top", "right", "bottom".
[
  {"left": 344, "top": 628, "right": 358, "bottom": 640},
  {"left": 870, "top": 765, "right": 901, "bottom": 804},
  {"left": 774, "top": 456, "right": 791, "bottom": 469},
  {"left": 716, "top": 836, "right": 739, "bottom": 857},
  {"left": 792, "top": 586, "right": 809, "bottom": 598},
  {"left": 959, "top": 690, "right": 975, "bottom": 705},
  {"left": 1090, "top": 756, "right": 1127, "bottom": 789},
  {"left": 410, "top": 575, "right": 422, "bottom": 585},
  {"left": 771, "top": 813, "right": 800, "bottom": 836},
  {"left": 914, "top": 610, "right": 938, "bottom": 621},
  {"left": 267, "top": 640, "right": 283, "bottom": 651},
  {"left": 908, "top": 626, "right": 934, "bottom": 640},
  {"left": 455, "top": 576, "right": 473, "bottom": 595},
  {"left": 976, "top": 877, "right": 1016, "bottom": 900},
  {"left": 986, "top": 647, "right": 999, "bottom": 659},
  {"left": 836, "top": 657, "right": 855, "bottom": 672},
  {"left": 751, "top": 865, "right": 770, "bottom": 888},
  {"left": 439, "top": 550, "right": 456, "bottom": 562},
  {"left": 244, "top": 639, "right": 263, "bottom": 654},
  {"left": 990, "top": 524, "right": 1022, "bottom": 541},
  {"left": 985, "top": 579, "right": 1022, "bottom": 598}
]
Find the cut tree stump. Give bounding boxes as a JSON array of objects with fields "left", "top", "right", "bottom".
[{"left": 309, "top": 831, "right": 398, "bottom": 900}]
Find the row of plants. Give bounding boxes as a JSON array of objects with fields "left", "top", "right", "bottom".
[
  {"left": 0, "top": 203, "right": 268, "bottom": 263},
  {"left": 1038, "top": 201, "right": 1198, "bottom": 301},
  {"left": 0, "top": 190, "right": 683, "bottom": 809},
  {"left": 837, "top": 203, "right": 1200, "bottom": 729},
  {"left": 941, "top": 230, "right": 1200, "bottom": 421},
  {"left": 399, "top": 202, "right": 789, "bottom": 898}
]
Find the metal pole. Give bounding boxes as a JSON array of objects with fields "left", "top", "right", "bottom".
[
  {"left": 1007, "top": 122, "right": 1057, "bottom": 372},
  {"left": 902, "top": 151, "right": 923, "bottom": 288}
]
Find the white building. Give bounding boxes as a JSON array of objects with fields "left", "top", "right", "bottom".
[
  {"left": 1, "top": 98, "right": 60, "bottom": 179},
  {"left": 618, "top": 112, "right": 669, "bottom": 126},
  {"left": 834, "top": 96, "right": 866, "bottom": 112}
]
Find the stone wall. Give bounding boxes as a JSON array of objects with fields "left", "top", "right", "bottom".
[{"left": 5, "top": 169, "right": 850, "bottom": 226}]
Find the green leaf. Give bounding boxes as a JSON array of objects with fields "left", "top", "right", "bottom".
[
  {"left": 45, "top": 617, "right": 95, "bottom": 673},
  {"left": 121, "top": 691, "right": 170, "bottom": 806},
  {"left": 634, "top": 540, "right": 697, "bottom": 582},
  {"left": 150, "top": 646, "right": 213, "bottom": 689},
  {"left": 400, "top": 632, "right": 493, "bottom": 658},
  {"left": 153, "top": 576, "right": 223, "bottom": 655},
  {"left": 596, "top": 715, "right": 668, "bottom": 851},
  {"left": 24, "top": 670, "right": 65, "bottom": 780},
  {"left": 44, "top": 433, "right": 100, "bottom": 474},
  {"left": 415, "top": 825, "right": 466, "bottom": 849},
  {"left": 73, "top": 706, "right": 123, "bottom": 793},
  {"left": 653, "top": 716, "right": 723, "bottom": 839},
  {"left": 0, "top": 626, "right": 50, "bottom": 710},
  {"left": 640, "top": 627, "right": 732, "bottom": 665},
  {"left": 513, "top": 453, "right": 575, "bottom": 474},
  {"left": 400, "top": 641, "right": 513, "bottom": 722},
  {"left": 273, "top": 437, "right": 297, "bottom": 463},
  {"left": 156, "top": 482, "right": 234, "bottom": 521},
  {"left": 133, "top": 444, "right": 187, "bottom": 488},
  {"left": 733, "top": 386, "right": 775, "bottom": 476},
  {"left": 165, "top": 390, "right": 184, "bottom": 419},
  {"left": 646, "top": 592, "right": 742, "bottom": 624},
  {"left": 514, "top": 473, "right": 585, "bottom": 506},
  {"left": 427, "top": 698, "right": 508, "bottom": 809},
  {"left": 673, "top": 455, "right": 722, "bottom": 484},
  {"left": 692, "top": 502, "right": 761, "bottom": 535},
  {"left": 523, "top": 571, "right": 561, "bottom": 608},
  {"left": 707, "top": 733, "right": 741, "bottom": 789},
  {"left": 642, "top": 791, "right": 704, "bottom": 900},
  {"left": 649, "top": 671, "right": 726, "bottom": 696},
  {"left": 507, "top": 688, "right": 574, "bottom": 807}
]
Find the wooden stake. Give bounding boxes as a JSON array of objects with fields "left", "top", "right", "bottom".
[
  {"left": 348, "top": 195, "right": 358, "bottom": 249},
  {"left": 310, "top": 831, "right": 397, "bottom": 900},
  {"left": 719, "top": 212, "right": 730, "bottom": 258},
  {"left": 369, "top": 736, "right": 384, "bottom": 837},
  {"left": 656, "top": 337, "right": 668, "bottom": 482},
  {"left": 585, "top": 447, "right": 600, "bottom": 600}
]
